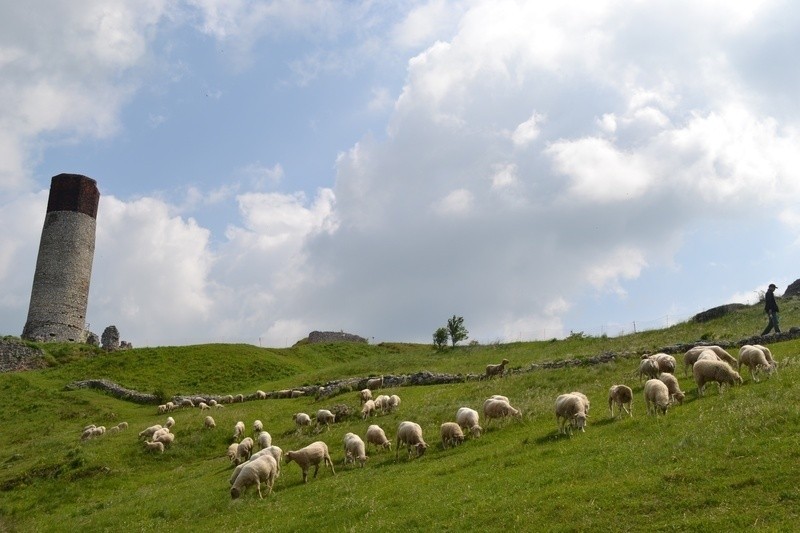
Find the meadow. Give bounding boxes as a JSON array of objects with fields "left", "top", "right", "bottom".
[{"left": 1, "top": 300, "right": 799, "bottom": 532}]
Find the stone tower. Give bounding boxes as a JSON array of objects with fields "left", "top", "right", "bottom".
[{"left": 22, "top": 174, "right": 100, "bottom": 342}]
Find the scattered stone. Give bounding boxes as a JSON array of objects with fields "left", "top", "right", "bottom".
[{"left": 101, "top": 326, "right": 120, "bottom": 352}]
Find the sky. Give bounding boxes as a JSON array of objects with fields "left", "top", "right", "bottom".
[{"left": 2, "top": 0, "right": 800, "bottom": 348}]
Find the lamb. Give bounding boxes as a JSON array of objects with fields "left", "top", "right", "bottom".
[
  {"left": 359, "top": 388, "right": 373, "bottom": 404},
  {"left": 256, "top": 431, "right": 272, "bottom": 450},
  {"left": 138, "top": 424, "right": 163, "bottom": 440},
  {"left": 643, "top": 379, "right": 670, "bottom": 415},
  {"left": 607, "top": 385, "right": 633, "bottom": 417},
  {"left": 373, "top": 395, "right": 391, "bottom": 413},
  {"left": 235, "top": 437, "right": 255, "bottom": 465},
  {"left": 233, "top": 421, "right": 246, "bottom": 441},
  {"left": 693, "top": 359, "right": 743, "bottom": 396},
  {"left": 365, "top": 424, "right": 392, "bottom": 452},
  {"left": 637, "top": 357, "right": 661, "bottom": 381},
  {"left": 230, "top": 454, "right": 278, "bottom": 499},
  {"left": 555, "top": 393, "right": 588, "bottom": 435},
  {"left": 226, "top": 443, "right": 239, "bottom": 464},
  {"left": 284, "top": 441, "right": 336, "bottom": 483},
  {"left": 253, "top": 420, "right": 263, "bottom": 434},
  {"left": 361, "top": 399, "right": 377, "bottom": 419},
  {"left": 387, "top": 394, "right": 401, "bottom": 413},
  {"left": 651, "top": 353, "right": 677, "bottom": 374},
  {"left": 455, "top": 407, "right": 483, "bottom": 438},
  {"left": 256, "top": 390, "right": 267, "bottom": 400},
  {"left": 204, "top": 416, "right": 216, "bottom": 429},
  {"left": 343, "top": 432, "right": 368, "bottom": 467},
  {"left": 315, "top": 409, "right": 336, "bottom": 430},
  {"left": 165, "top": 416, "right": 175, "bottom": 429},
  {"left": 144, "top": 441, "right": 165, "bottom": 453},
  {"left": 485, "top": 358, "right": 510, "bottom": 379},
  {"left": 440, "top": 422, "right": 465, "bottom": 448},
  {"left": 234, "top": 394, "right": 244, "bottom": 403},
  {"left": 738, "top": 345, "right": 776, "bottom": 382},
  {"left": 483, "top": 398, "right": 522, "bottom": 425},
  {"left": 154, "top": 431, "right": 175, "bottom": 446},
  {"left": 366, "top": 376, "right": 384, "bottom": 390},
  {"left": 395, "top": 421, "right": 428, "bottom": 459},
  {"left": 293, "top": 412, "right": 312, "bottom": 432},
  {"left": 198, "top": 402, "right": 209, "bottom": 411},
  {"left": 658, "top": 372, "right": 685, "bottom": 404}
]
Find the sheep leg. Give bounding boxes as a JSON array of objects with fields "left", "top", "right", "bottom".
[
  {"left": 302, "top": 468, "right": 308, "bottom": 483},
  {"left": 256, "top": 481, "right": 263, "bottom": 500}
]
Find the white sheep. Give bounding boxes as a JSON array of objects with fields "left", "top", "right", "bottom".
[
  {"left": 483, "top": 398, "right": 522, "bottom": 425},
  {"left": 607, "top": 385, "right": 633, "bottom": 418},
  {"left": 361, "top": 399, "right": 377, "bottom": 419},
  {"left": 555, "top": 393, "right": 588, "bottom": 435},
  {"left": 256, "top": 431, "right": 272, "bottom": 450},
  {"left": 222, "top": 395, "right": 234, "bottom": 404},
  {"left": 637, "top": 358, "right": 661, "bottom": 381},
  {"left": 231, "top": 446, "right": 284, "bottom": 485},
  {"left": 253, "top": 420, "right": 263, "bottom": 434},
  {"left": 387, "top": 394, "right": 401, "bottom": 413},
  {"left": 455, "top": 407, "right": 483, "bottom": 438},
  {"left": 152, "top": 427, "right": 171, "bottom": 441},
  {"left": 569, "top": 391, "right": 591, "bottom": 414},
  {"left": 226, "top": 443, "right": 239, "bottom": 464},
  {"left": 359, "top": 388, "right": 373, "bottom": 405},
  {"left": 208, "top": 399, "right": 218, "bottom": 407},
  {"left": 230, "top": 454, "right": 278, "bottom": 499},
  {"left": 373, "top": 395, "right": 391, "bottom": 413},
  {"left": 233, "top": 421, "right": 246, "bottom": 441},
  {"left": 157, "top": 404, "right": 167, "bottom": 414},
  {"left": 116, "top": 421, "right": 128, "bottom": 431},
  {"left": 658, "top": 372, "right": 685, "bottom": 404},
  {"left": 165, "top": 416, "right": 175, "bottom": 429},
  {"left": 315, "top": 409, "right": 336, "bottom": 430},
  {"left": 198, "top": 402, "right": 209, "bottom": 411},
  {"left": 343, "top": 432, "right": 368, "bottom": 467},
  {"left": 395, "top": 421, "right": 428, "bottom": 459},
  {"left": 485, "top": 358, "right": 510, "bottom": 379},
  {"left": 165, "top": 401, "right": 175, "bottom": 412},
  {"left": 693, "top": 359, "right": 743, "bottom": 396},
  {"left": 144, "top": 441, "right": 165, "bottom": 453},
  {"left": 643, "top": 379, "right": 670, "bottom": 416},
  {"left": 179, "top": 398, "right": 194, "bottom": 408},
  {"left": 366, "top": 376, "right": 384, "bottom": 390},
  {"left": 489, "top": 394, "right": 510, "bottom": 403},
  {"left": 365, "top": 424, "right": 392, "bottom": 452},
  {"left": 684, "top": 345, "right": 736, "bottom": 376},
  {"left": 651, "top": 353, "right": 677, "bottom": 374},
  {"left": 753, "top": 344, "right": 776, "bottom": 365},
  {"left": 204, "top": 416, "right": 216, "bottom": 429},
  {"left": 293, "top": 412, "right": 312, "bottom": 432},
  {"left": 256, "top": 390, "right": 267, "bottom": 400},
  {"left": 440, "top": 422, "right": 465, "bottom": 448},
  {"left": 235, "top": 437, "right": 255, "bottom": 465},
  {"left": 285, "top": 441, "right": 336, "bottom": 483},
  {"left": 138, "top": 424, "right": 163, "bottom": 440},
  {"left": 738, "top": 345, "right": 776, "bottom": 382},
  {"left": 154, "top": 431, "right": 175, "bottom": 446}
]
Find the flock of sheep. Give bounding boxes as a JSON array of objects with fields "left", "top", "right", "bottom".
[{"left": 79, "top": 343, "right": 779, "bottom": 500}]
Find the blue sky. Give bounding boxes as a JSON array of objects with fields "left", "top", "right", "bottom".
[{"left": 2, "top": 1, "right": 800, "bottom": 347}]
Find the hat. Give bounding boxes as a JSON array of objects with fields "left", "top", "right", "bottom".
[{"left": 768, "top": 283, "right": 777, "bottom": 289}]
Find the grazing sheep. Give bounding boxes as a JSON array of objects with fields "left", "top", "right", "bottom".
[
  {"left": 643, "top": 379, "right": 670, "bottom": 416},
  {"left": 359, "top": 389, "right": 373, "bottom": 405},
  {"left": 138, "top": 424, "right": 163, "bottom": 440},
  {"left": 395, "top": 421, "right": 428, "bottom": 459},
  {"left": 361, "top": 399, "right": 377, "bottom": 419},
  {"left": 651, "top": 353, "right": 677, "bottom": 374},
  {"left": 256, "top": 390, "right": 267, "bottom": 400},
  {"left": 440, "top": 422, "right": 465, "bottom": 449},
  {"left": 226, "top": 443, "right": 239, "bottom": 464},
  {"left": 165, "top": 401, "right": 175, "bottom": 412},
  {"left": 738, "top": 345, "right": 776, "bottom": 382},
  {"left": 684, "top": 345, "right": 736, "bottom": 376},
  {"left": 208, "top": 399, "right": 218, "bottom": 407},
  {"left": 222, "top": 395, "right": 234, "bottom": 404},
  {"left": 165, "top": 416, "right": 175, "bottom": 429},
  {"left": 290, "top": 390, "right": 304, "bottom": 398},
  {"left": 753, "top": 344, "right": 776, "bottom": 365},
  {"left": 485, "top": 358, "right": 510, "bottom": 379},
  {"left": 366, "top": 376, "right": 384, "bottom": 390},
  {"left": 253, "top": 420, "right": 264, "bottom": 434},
  {"left": 234, "top": 394, "right": 244, "bottom": 403},
  {"left": 483, "top": 398, "right": 522, "bottom": 425},
  {"left": 179, "top": 399, "right": 194, "bottom": 408},
  {"left": 256, "top": 431, "right": 272, "bottom": 450},
  {"left": 152, "top": 427, "right": 171, "bottom": 441},
  {"left": 315, "top": 409, "right": 336, "bottom": 430},
  {"left": 230, "top": 455, "right": 278, "bottom": 499},
  {"left": 555, "top": 393, "right": 588, "bottom": 435},
  {"left": 569, "top": 391, "right": 591, "bottom": 414},
  {"left": 144, "top": 441, "right": 165, "bottom": 453},
  {"left": 233, "top": 421, "right": 246, "bottom": 442},
  {"left": 285, "top": 441, "right": 336, "bottom": 483},
  {"left": 198, "top": 402, "right": 209, "bottom": 411},
  {"left": 373, "top": 395, "right": 391, "bottom": 413},
  {"left": 343, "top": 433, "right": 368, "bottom": 468},
  {"left": 117, "top": 421, "right": 128, "bottom": 430},
  {"left": 455, "top": 407, "right": 483, "bottom": 438},
  {"left": 157, "top": 404, "right": 168, "bottom": 414},
  {"left": 693, "top": 359, "right": 743, "bottom": 396},
  {"left": 637, "top": 358, "right": 661, "bottom": 381},
  {"left": 608, "top": 385, "right": 633, "bottom": 418},
  {"left": 387, "top": 394, "right": 401, "bottom": 413},
  {"left": 235, "top": 437, "right": 255, "bottom": 465},
  {"left": 365, "top": 424, "right": 392, "bottom": 452},
  {"left": 154, "top": 431, "right": 175, "bottom": 446},
  {"left": 231, "top": 447, "right": 283, "bottom": 486},
  {"left": 658, "top": 373, "right": 685, "bottom": 404},
  {"left": 204, "top": 416, "right": 216, "bottom": 429},
  {"left": 293, "top": 412, "right": 312, "bottom": 432}
]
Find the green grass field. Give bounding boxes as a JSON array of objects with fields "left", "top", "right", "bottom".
[{"left": 1, "top": 301, "right": 799, "bottom": 531}]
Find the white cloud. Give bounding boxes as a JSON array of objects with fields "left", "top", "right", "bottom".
[{"left": 433, "top": 189, "right": 474, "bottom": 216}]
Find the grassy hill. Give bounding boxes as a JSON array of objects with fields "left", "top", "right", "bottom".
[{"left": 1, "top": 300, "right": 799, "bottom": 531}]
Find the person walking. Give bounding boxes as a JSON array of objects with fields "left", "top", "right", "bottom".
[{"left": 761, "top": 283, "right": 781, "bottom": 335}]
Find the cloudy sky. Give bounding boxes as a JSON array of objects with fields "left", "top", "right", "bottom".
[{"left": 2, "top": 0, "right": 799, "bottom": 347}]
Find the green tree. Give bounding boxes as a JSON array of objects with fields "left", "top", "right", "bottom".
[
  {"left": 432, "top": 327, "right": 449, "bottom": 350},
  {"left": 447, "top": 315, "right": 469, "bottom": 347}
]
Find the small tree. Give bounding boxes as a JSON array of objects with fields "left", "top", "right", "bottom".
[
  {"left": 432, "top": 327, "right": 449, "bottom": 350},
  {"left": 447, "top": 315, "right": 469, "bottom": 347}
]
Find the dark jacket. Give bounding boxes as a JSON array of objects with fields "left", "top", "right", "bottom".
[{"left": 765, "top": 290, "right": 779, "bottom": 314}]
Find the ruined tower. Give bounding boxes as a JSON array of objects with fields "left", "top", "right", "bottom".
[{"left": 22, "top": 174, "right": 100, "bottom": 342}]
